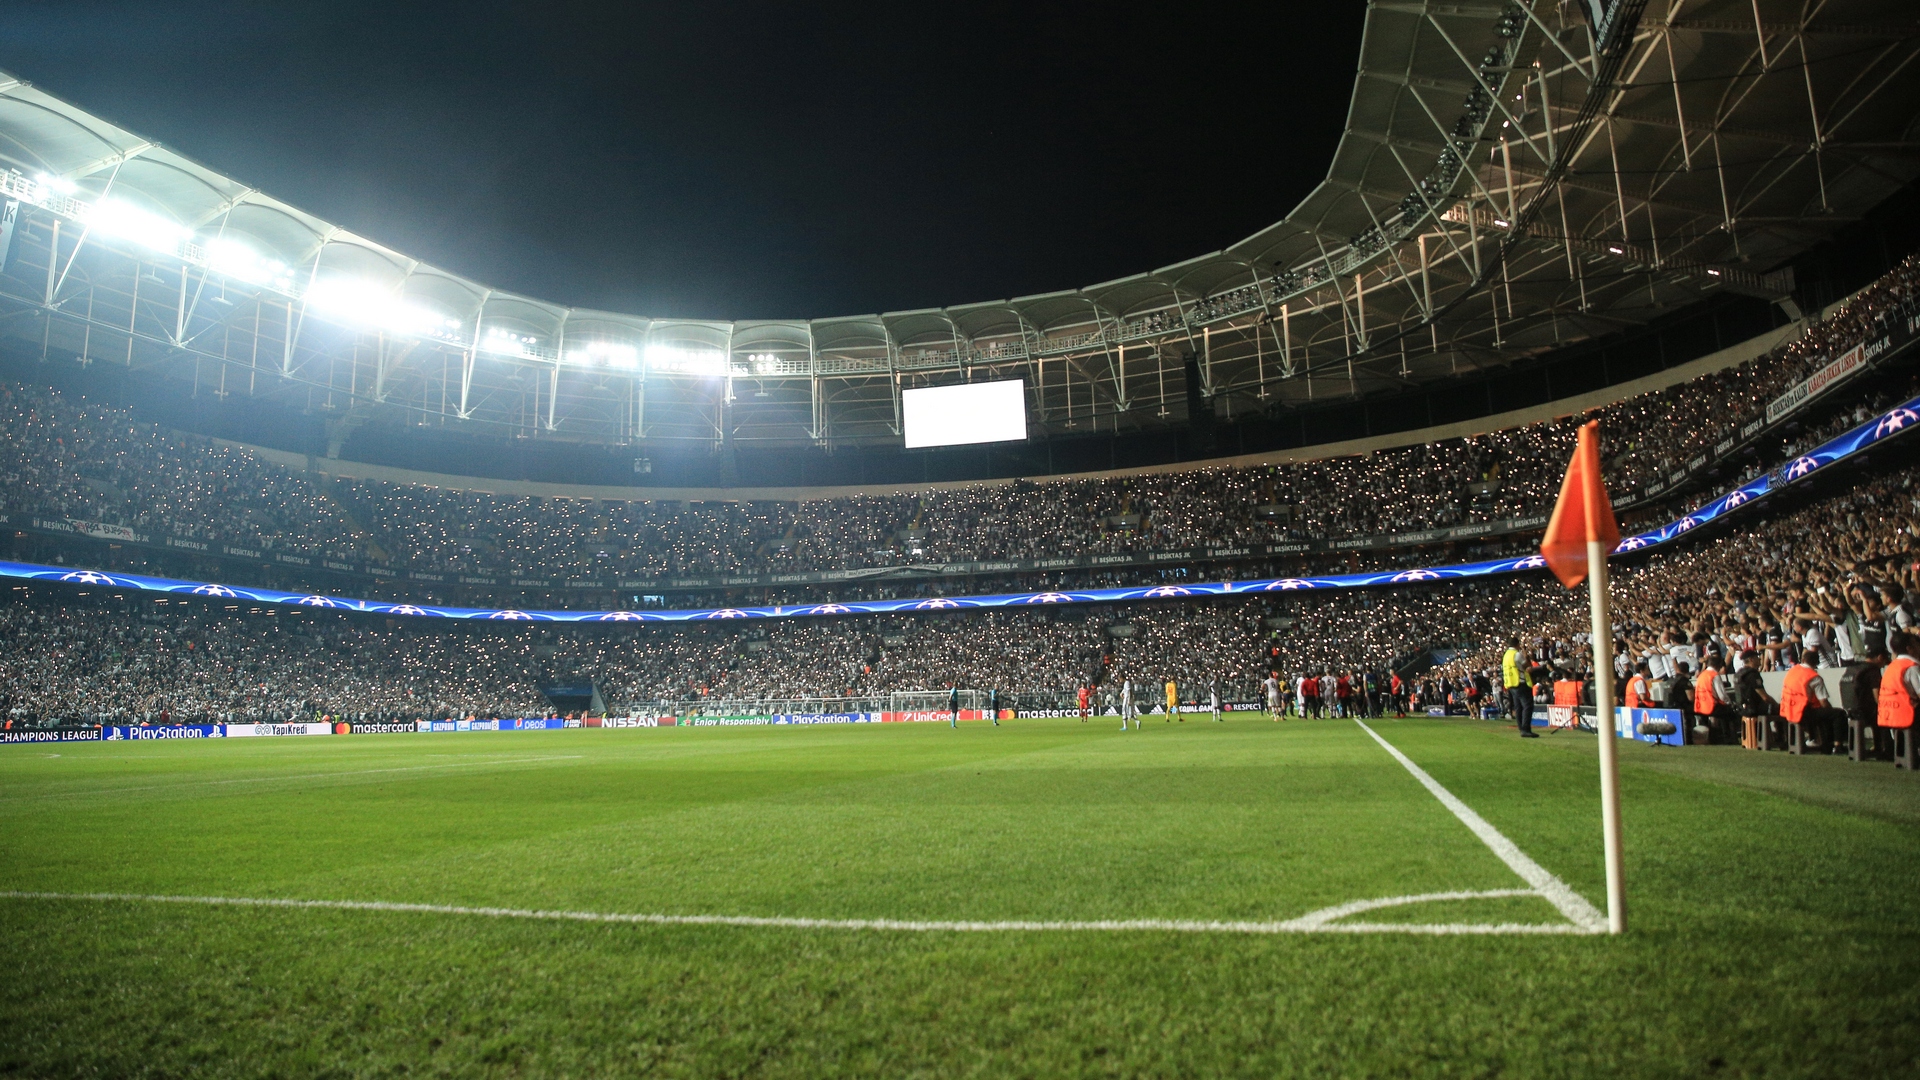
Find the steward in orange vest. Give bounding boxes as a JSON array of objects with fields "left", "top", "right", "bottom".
[
  {"left": 1780, "top": 662, "right": 1819, "bottom": 723},
  {"left": 1693, "top": 663, "right": 1721, "bottom": 717},
  {"left": 1877, "top": 632, "right": 1920, "bottom": 768},
  {"left": 1780, "top": 658, "right": 1842, "bottom": 752},
  {"left": 1624, "top": 665, "right": 1651, "bottom": 709},
  {"left": 1880, "top": 653, "right": 1918, "bottom": 731},
  {"left": 1693, "top": 657, "right": 1736, "bottom": 744}
]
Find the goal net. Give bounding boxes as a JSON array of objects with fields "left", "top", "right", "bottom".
[{"left": 888, "top": 690, "right": 989, "bottom": 715}]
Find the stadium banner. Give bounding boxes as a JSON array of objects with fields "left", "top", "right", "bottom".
[
  {"left": 1543, "top": 706, "right": 1585, "bottom": 731},
  {"left": 1765, "top": 341, "right": 1873, "bottom": 425},
  {"left": 1615, "top": 707, "right": 1685, "bottom": 747},
  {"left": 880, "top": 709, "right": 985, "bottom": 723},
  {"left": 346, "top": 722, "right": 417, "bottom": 734},
  {"left": 0, "top": 728, "right": 104, "bottom": 743},
  {"left": 601, "top": 716, "right": 672, "bottom": 727},
  {"left": 223, "top": 722, "right": 332, "bottom": 738},
  {"left": 102, "top": 724, "right": 223, "bottom": 740},
  {"left": 5, "top": 376, "right": 1919, "bottom": 623},
  {"left": 27, "top": 516, "right": 148, "bottom": 544},
  {"left": 409, "top": 718, "right": 569, "bottom": 731},
  {"left": 1536, "top": 706, "right": 1684, "bottom": 745},
  {"left": 682, "top": 712, "right": 878, "bottom": 727}
]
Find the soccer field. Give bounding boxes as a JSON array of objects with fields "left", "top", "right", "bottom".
[{"left": 3, "top": 716, "right": 1917, "bottom": 1076}]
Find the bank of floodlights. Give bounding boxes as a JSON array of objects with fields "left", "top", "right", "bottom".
[
  {"left": 204, "top": 237, "right": 296, "bottom": 291},
  {"left": 564, "top": 340, "right": 639, "bottom": 368},
  {"left": 306, "top": 277, "right": 462, "bottom": 341},
  {"left": 5, "top": 169, "right": 761, "bottom": 383},
  {"left": 480, "top": 327, "right": 542, "bottom": 359},
  {"left": 644, "top": 344, "right": 728, "bottom": 376}
]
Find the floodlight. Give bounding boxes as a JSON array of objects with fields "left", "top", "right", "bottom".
[
  {"left": 305, "top": 277, "right": 460, "bottom": 338},
  {"left": 206, "top": 237, "right": 295, "bottom": 290},
  {"left": 645, "top": 344, "right": 728, "bottom": 375},
  {"left": 565, "top": 340, "right": 639, "bottom": 367},
  {"left": 87, "top": 198, "right": 189, "bottom": 254},
  {"left": 31, "top": 173, "right": 76, "bottom": 201},
  {"left": 480, "top": 327, "right": 541, "bottom": 358}
]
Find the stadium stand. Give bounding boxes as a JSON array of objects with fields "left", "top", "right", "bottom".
[
  {"left": 6, "top": 446, "right": 1917, "bottom": 729},
  {"left": 1, "top": 234, "right": 1917, "bottom": 730}
]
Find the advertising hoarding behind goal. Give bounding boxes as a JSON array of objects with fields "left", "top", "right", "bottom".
[{"left": 901, "top": 380, "right": 1027, "bottom": 449}]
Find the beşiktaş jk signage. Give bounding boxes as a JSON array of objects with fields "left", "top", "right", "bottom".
[
  {"left": 28, "top": 516, "right": 145, "bottom": 543},
  {"left": 1766, "top": 343, "right": 1870, "bottom": 425}
]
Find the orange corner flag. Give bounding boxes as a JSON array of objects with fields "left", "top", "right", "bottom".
[{"left": 1540, "top": 420, "right": 1621, "bottom": 587}]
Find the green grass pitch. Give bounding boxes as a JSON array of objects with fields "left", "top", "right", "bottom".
[{"left": 3, "top": 714, "right": 1918, "bottom": 1076}]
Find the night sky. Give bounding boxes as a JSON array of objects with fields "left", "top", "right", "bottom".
[{"left": 11, "top": 2, "right": 1365, "bottom": 320}]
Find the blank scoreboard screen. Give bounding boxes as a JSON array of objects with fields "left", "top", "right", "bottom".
[{"left": 901, "top": 380, "right": 1028, "bottom": 449}]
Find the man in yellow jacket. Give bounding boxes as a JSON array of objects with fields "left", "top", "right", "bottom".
[
  {"left": 1503, "top": 637, "right": 1537, "bottom": 739},
  {"left": 1165, "top": 679, "right": 1180, "bottom": 722}
]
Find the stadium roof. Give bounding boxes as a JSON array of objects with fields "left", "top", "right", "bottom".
[{"left": 0, "top": 0, "right": 1916, "bottom": 449}]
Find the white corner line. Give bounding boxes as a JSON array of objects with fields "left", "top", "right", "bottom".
[
  {"left": 1352, "top": 719, "right": 1609, "bottom": 934},
  {"left": 0, "top": 889, "right": 1600, "bottom": 936},
  {"left": 1286, "top": 888, "right": 1538, "bottom": 928}
]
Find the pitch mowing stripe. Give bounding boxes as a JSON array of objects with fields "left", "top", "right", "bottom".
[
  {"left": 0, "top": 889, "right": 1597, "bottom": 936},
  {"left": 3, "top": 755, "right": 587, "bottom": 802},
  {"left": 1353, "top": 719, "right": 1608, "bottom": 934}
]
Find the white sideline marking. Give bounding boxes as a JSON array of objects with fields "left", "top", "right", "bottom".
[
  {"left": 0, "top": 888, "right": 1596, "bottom": 936},
  {"left": 2, "top": 756, "right": 585, "bottom": 802},
  {"left": 1354, "top": 719, "right": 1608, "bottom": 933}
]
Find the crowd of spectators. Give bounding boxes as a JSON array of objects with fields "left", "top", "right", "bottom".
[
  {"left": 0, "top": 592, "right": 1261, "bottom": 724},
  {"left": 0, "top": 597, "right": 548, "bottom": 725},
  {"left": 1, "top": 255, "right": 1913, "bottom": 586},
  {"left": 5, "top": 449, "right": 1920, "bottom": 727},
  {"left": 1456, "top": 462, "right": 1920, "bottom": 699}
]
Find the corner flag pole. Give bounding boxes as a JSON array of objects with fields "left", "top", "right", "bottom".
[
  {"left": 1543, "top": 420, "right": 1626, "bottom": 934},
  {"left": 1586, "top": 543, "right": 1626, "bottom": 935}
]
